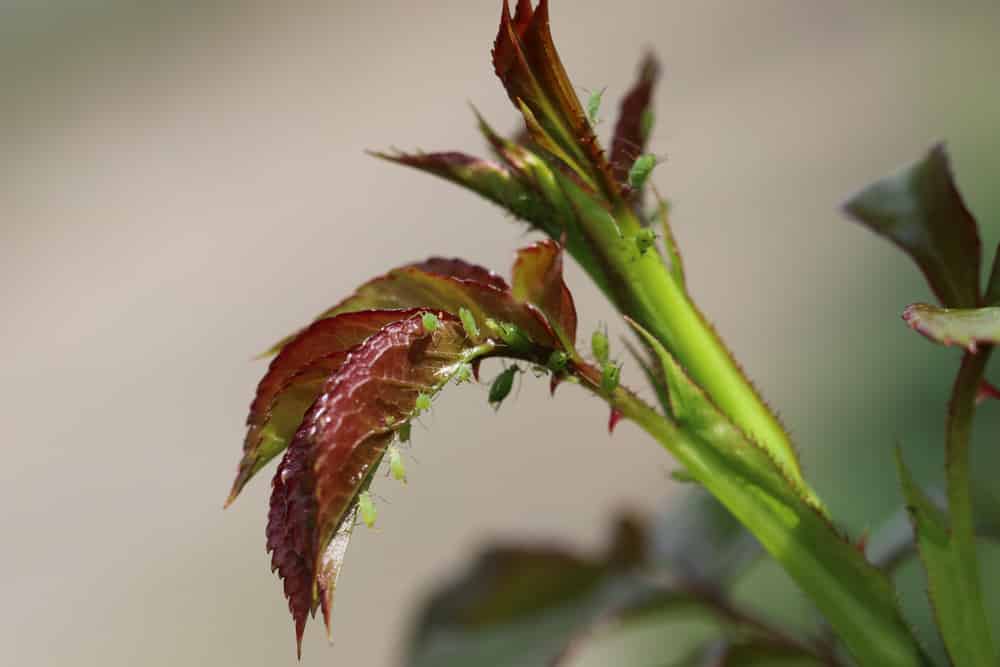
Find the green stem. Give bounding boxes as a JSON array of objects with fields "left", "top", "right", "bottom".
[
  {"left": 944, "top": 348, "right": 995, "bottom": 660},
  {"left": 570, "top": 365, "right": 921, "bottom": 666}
]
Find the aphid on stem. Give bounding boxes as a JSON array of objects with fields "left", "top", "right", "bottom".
[
  {"left": 488, "top": 365, "right": 521, "bottom": 410},
  {"left": 459, "top": 307, "right": 480, "bottom": 339},
  {"left": 421, "top": 312, "right": 440, "bottom": 333},
  {"left": 358, "top": 491, "right": 377, "bottom": 528}
]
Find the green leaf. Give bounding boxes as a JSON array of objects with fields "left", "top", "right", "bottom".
[
  {"left": 903, "top": 302, "right": 1000, "bottom": 352},
  {"left": 623, "top": 318, "right": 921, "bottom": 667},
  {"left": 895, "top": 448, "right": 996, "bottom": 666},
  {"left": 844, "top": 144, "right": 981, "bottom": 308}
]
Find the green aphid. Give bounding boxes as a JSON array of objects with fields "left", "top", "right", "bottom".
[
  {"left": 459, "top": 307, "right": 479, "bottom": 339},
  {"left": 640, "top": 109, "right": 655, "bottom": 142},
  {"left": 634, "top": 228, "right": 656, "bottom": 256},
  {"left": 358, "top": 491, "right": 377, "bottom": 528},
  {"left": 546, "top": 350, "right": 569, "bottom": 373},
  {"left": 488, "top": 319, "right": 533, "bottom": 353},
  {"left": 421, "top": 312, "right": 440, "bottom": 333},
  {"left": 628, "top": 154, "right": 658, "bottom": 191},
  {"left": 398, "top": 421, "right": 412, "bottom": 443},
  {"left": 414, "top": 393, "right": 432, "bottom": 415},
  {"left": 587, "top": 87, "right": 605, "bottom": 125},
  {"left": 454, "top": 362, "right": 474, "bottom": 385},
  {"left": 601, "top": 362, "right": 621, "bottom": 394},
  {"left": 591, "top": 327, "right": 610, "bottom": 364},
  {"left": 489, "top": 365, "right": 519, "bottom": 410},
  {"left": 389, "top": 446, "right": 407, "bottom": 483}
]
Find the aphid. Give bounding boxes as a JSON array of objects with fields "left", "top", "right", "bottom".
[
  {"left": 459, "top": 307, "right": 480, "bottom": 339},
  {"left": 358, "top": 491, "right": 377, "bottom": 528},
  {"left": 546, "top": 350, "right": 569, "bottom": 373},
  {"left": 454, "top": 362, "right": 474, "bottom": 385},
  {"left": 586, "top": 86, "right": 605, "bottom": 126},
  {"left": 388, "top": 446, "right": 407, "bottom": 483},
  {"left": 414, "top": 393, "right": 432, "bottom": 415},
  {"left": 601, "top": 362, "right": 621, "bottom": 394},
  {"left": 628, "top": 154, "right": 658, "bottom": 191},
  {"left": 487, "top": 319, "right": 533, "bottom": 353},
  {"left": 398, "top": 421, "right": 412, "bottom": 443},
  {"left": 633, "top": 228, "right": 656, "bottom": 256},
  {"left": 421, "top": 312, "right": 440, "bottom": 333},
  {"left": 489, "top": 365, "right": 519, "bottom": 410},
  {"left": 591, "top": 326, "right": 610, "bottom": 364},
  {"left": 640, "top": 109, "right": 655, "bottom": 142}
]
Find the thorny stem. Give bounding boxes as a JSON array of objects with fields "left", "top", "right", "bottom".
[{"left": 568, "top": 361, "right": 922, "bottom": 667}]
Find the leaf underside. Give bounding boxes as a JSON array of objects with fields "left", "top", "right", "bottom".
[
  {"left": 903, "top": 302, "right": 1000, "bottom": 353},
  {"left": 268, "top": 313, "right": 473, "bottom": 654}
]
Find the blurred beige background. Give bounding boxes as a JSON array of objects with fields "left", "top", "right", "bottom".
[{"left": 4, "top": 1, "right": 1000, "bottom": 665}]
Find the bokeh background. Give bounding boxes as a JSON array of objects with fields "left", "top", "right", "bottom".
[{"left": 4, "top": 1, "right": 1000, "bottom": 665}]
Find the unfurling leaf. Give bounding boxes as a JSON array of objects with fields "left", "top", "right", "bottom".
[
  {"left": 492, "top": 0, "right": 622, "bottom": 202},
  {"left": 266, "top": 313, "right": 477, "bottom": 653},
  {"left": 610, "top": 54, "right": 660, "bottom": 190},
  {"left": 844, "top": 144, "right": 981, "bottom": 308},
  {"left": 903, "top": 302, "right": 1000, "bottom": 353}
]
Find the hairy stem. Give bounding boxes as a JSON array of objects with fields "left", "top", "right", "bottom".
[{"left": 570, "top": 362, "right": 922, "bottom": 667}]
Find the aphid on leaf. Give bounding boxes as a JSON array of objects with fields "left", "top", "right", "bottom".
[
  {"left": 414, "top": 393, "right": 432, "bottom": 415},
  {"left": 547, "top": 350, "right": 569, "bottom": 374},
  {"left": 459, "top": 307, "right": 479, "bottom": 339},
  {"left": 421, "top": 312, "right": 440, "bottom": 333},
  {"left": 388, "top": 446, "right": 407, "bottom": 483},
  {"left": 398, "top": 421, "right": 412, "bottom": 443},
  {"left": 592, "top": 326, "right": 610, "bottom": 364},
  {"left": 489, "top": 365, "right": 520, "bottom": 410},
  {"left": 454, "top": 362, "right": 474, "bottom": 385},
  {"left": 640, "top": 109, "right": 655, "bottom": 142},
  {"left": 633, "top": 228, "right": 656, "bottom": 256},
  {"left": 601, "top": 362, "right": 621, "bottom": 394},
  {"left": 486, "top": 318, "right": 533, "bottom": 353},
  {"left": 358, "top": 491, "right": 377, "bottom": 528},
  {"left": 628, "top": 154, "right": 658, "bottom": 191},
  {"left": 586, "top": 86, "right": 606, "bottom": 126}
]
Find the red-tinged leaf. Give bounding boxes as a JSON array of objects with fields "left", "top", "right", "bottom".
[
  {"left": 267, "top": 313, "right": 477, "bottom": 652},
  {"left": 269, "top": 257, "right": 559, "bottom": 355},
  {"left": 844, "top": 144, "right": 981, "bottom": 308},
  {"left": 229, "top": 310, "right": 413, "bottom": 505},
  {"left": 511, "top": 239, "right": 577, "bottom": 347},
  {"left": 902, "top": 302, "right": 1000, "bottom": 353},
  {"left": 492, "top": 0, "right": 621, "bottom": 202},
  {"left": 610, "top": 54, "right": 660, "bottom": 190},
  {"left": 608, "top": 407, "right": 623, "bottom": 434},
  {"left": 372, "top": 151, "right": 554, "bottom": 226},
  {"left": 976, "top": 380, "right": 1000, "bottom": 405},
  {"left": 415, "top": 256, "right": 510, "bottom": 291}
]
